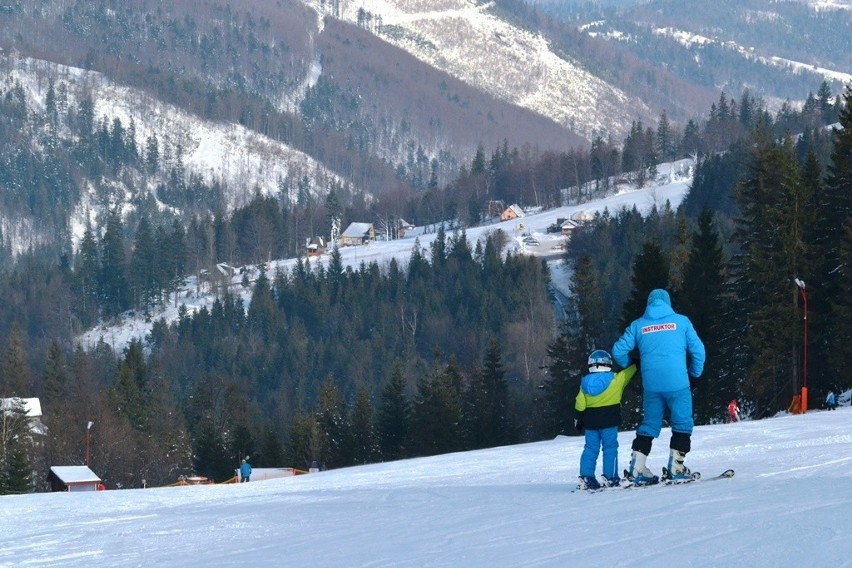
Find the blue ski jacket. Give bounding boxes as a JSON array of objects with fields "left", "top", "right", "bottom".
[
  {"left": 574, "top": 364, "right": 637, "bottom": 430},
  {"left": 612, "top": 289, "right": 705, "bottom": 393}
]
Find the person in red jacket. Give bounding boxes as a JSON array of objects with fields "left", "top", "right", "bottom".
[{"left": 727, "top": 400, "right": 740, "bottom": 423}]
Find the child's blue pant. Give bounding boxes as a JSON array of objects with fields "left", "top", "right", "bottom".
[{"left": 580, "top": 426, "right": 619, "bottom": 479}]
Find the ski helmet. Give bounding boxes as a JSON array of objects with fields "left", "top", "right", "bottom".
[{"left": 587, "top": 350, "right": 613, "bottom": 372}]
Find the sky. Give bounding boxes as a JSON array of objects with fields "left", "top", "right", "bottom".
[{"left": 2, "top": 401, "right": 850, "bottom": 567}]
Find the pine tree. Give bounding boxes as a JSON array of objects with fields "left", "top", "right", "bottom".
[
  {"left": 0, "top": 399, "right": 32, "bottom": 495},
  {"left": 812, "top": 87, "right": 852, "bottom": 376},
  {"left": 481, "top": 338, "right": 512, "bottom": 446},
  {"left": 730, "top": 126, "right": 810, "bottom": 415},
  {"left": 111, "top": 341, "right": 146, "bottom": 430},
  {"left": 621, "top": 238, "right": 670, "bottom": 330},
  {"left": 315, "top": 377, "right": 354, "bottom": 469},
  {"left": 230, "top": 422, "right": 256, "bottom": 470},
  {"left": 42, "top": 340, "right": 68, "bottom": 405},
  {"left": 284, "top": 412, "right": 320, "bottom": 471},
  {"left": 376, "top": 361, "right": 411, "bottom": 461},
  {"left": 410, "top": 361, "right": 464, "bottom": 457},
  {"left": 350, "top": 386, "right": 379, "bottom": 464},
  {"left": 75, "top": 218, "right": 100, "bottom": 323},
  {"left": 129, "top": 216, "right": 157, "bottom": 316},
  {"left": 193, "top": 418, "right": 233, "bottom": 482},
  {"left": 98, "top": 209, "right": 129, "bottom": 317},
  {"left": 258, "top": 425, "right": 284, "bottom": 468},
  {"left": 1, "top": 324, "right": 31, "bottom": 397},
  {"left": 656, "top": 111, "right": 674, "bottom": 162},
  {"left": 571, "top": 255, "right": 606, "bottom": 350},
  {"left": 680, "top": 208, "right": 729, "bottom": 423},
  {"left": 246, "top": 268, "right": 279, "bottom": 340},
  {"left": 541, "top": 322, "right": 577, "bottom": 438}
]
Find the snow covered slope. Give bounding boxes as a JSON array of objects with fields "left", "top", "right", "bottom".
[
  {"left": 1, "top": 404, "right": 849, "bottom": 566},
  {"left": 308, "top": 0, "right": 651, "bottom": 140}
]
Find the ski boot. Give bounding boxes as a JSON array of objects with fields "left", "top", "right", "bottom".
[
  {"left": 578, "top": 475, "right": 601, "bottom": 490},
  {"left": 603, "top": 476, "right": 621, "bottom": 488},
  {"left": 664, "top": 449, "right": 693, "bottom": 483},
  {"left": 627, "top": 451, "right": 659, "bottom": 486}
]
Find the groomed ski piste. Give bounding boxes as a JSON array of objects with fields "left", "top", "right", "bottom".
[{"left": 2, "top": 402, "right": 850, "bottom": 567}]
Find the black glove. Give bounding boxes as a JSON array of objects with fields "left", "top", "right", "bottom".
[
  {"left": 689, "top": 376, "right": 699, "bottom": 391},
  {"left": 630, "top": 356, "right": 641, "bottom": 372},
  {"left": 574, "top": 415, "right": 584, "bottom": 434}
]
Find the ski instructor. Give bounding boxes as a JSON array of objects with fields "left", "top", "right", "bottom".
[{"left": 613, "top": 288, "right": 705, "bottom": 485}]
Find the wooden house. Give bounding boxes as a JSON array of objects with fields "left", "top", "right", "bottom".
[
  {"left": 500, "top": 204, "right": 525, "bottom": 221},
  {"left": 47, "top": 466, "right": 103, "bottom": 492},
  {"left": 397, "top": 219, "right": 416, "bottom": 238},
  {"left": 560, "top": 219, "right": 580, "bottom": 237},
  {"left": 340, "top": 222, "right": 375, "bottom": 246},
  {"left": 216, "top": 263, "right": 236, "bottom": 278},
  {"left": 305, "top": 236, "right": 327, "bottom": 257}
]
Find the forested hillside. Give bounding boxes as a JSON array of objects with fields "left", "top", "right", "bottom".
[{"left": 533, "top": 0, "right": 851, "bottom": 104}]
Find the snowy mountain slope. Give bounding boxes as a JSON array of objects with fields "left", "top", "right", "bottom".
[
  {"left": 77, "top": 158, "right": 695, "bottom": 352},
  {"left": 2, "top": 404, "right": 849, "bottom": 566},
  {"left": 8, "top": 57, "right": 348, "bottom": 247},
  {"left": 309, "top": 0, "right": 652, "bottom": 140}
]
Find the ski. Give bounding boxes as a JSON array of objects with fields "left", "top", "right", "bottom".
[
  {"left": 621, "top": 468, "right": 735, "bottom": 488},
  {"left": 660, "top": 467, "right": 735, "bottom": 485},
  {"left": 576, "top": 469, "right": 734, "bottom": 493}
]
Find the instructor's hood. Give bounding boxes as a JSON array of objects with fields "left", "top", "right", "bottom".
[{"left": 643, "top": 288, "right": 674, "bottom": 319}]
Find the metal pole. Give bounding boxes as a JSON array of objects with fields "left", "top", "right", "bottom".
[
  {"left": 794, "top": 279, "right": 808, "bottom": 413},
  {"left": 86, "top": 421, "right": 93, "bottom": 467}
]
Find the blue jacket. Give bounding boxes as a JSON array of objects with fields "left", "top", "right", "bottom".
[
  {"left": 240, "top": 461, "right": 252, "bottom": 478},
  {"left": 613, "top": 289, "right": 705, "bottom": 393},
  {"left": 574, "top": 364, "right": 637, "bottom": 430}
]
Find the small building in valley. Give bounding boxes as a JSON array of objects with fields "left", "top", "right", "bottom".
[
  {"left": 340, "top": 222, "right": 375, "bottom": 246},
  {"left": 501, "top": 204, "right": 525, "bottom": 221},
  {"left": 47, "top": 466, "right": 103, "bottom": 492}
]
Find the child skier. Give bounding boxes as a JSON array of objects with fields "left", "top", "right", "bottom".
[
  {"left": 574, "top": 350, "right": 638, "bottom": 489},
  {"left": 727, "top": 399, "right": 740, "bottom": 423},
  {"left": 826, "top": 391, "right": 837, "bottom": 411}
]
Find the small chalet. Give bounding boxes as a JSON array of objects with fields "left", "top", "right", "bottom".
[
  {"left": 305, "top": 236, "right": 326, "bottom": 257},
  {"left": 560, "top": 219, "right": 580, "bottom": 237},
  {"left": 397, "top": 219, "right": 416, "bottom": 238},
  {"left": 501, "top": 204, "right": 525, "bottom": 221},
  {"left": 216, "top": 263, "right": 236, "bottom": 278},
  {"left": 47, "top": 466, "right": 103, "bottom": 492},
  {"left": 340, "top": 222, "right": 375, "bottom": 246}
]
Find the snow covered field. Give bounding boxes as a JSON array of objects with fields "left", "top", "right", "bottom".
[{"left": 1, "top": 405, "right": 850, "bottom": 567}]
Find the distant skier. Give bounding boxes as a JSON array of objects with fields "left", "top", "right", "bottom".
[
  {"left": 613, "top": 289, "right": 705, "bottom": 485},
  {"left": 826, "top": 391, "right": 837, "bottom": 411},
  {"left": 727, "top": 400, "right": 740, "bottom": 423},
  {"left": 574, "top": 350, "right": 638, "bottom": 490},
  {"left": 240, "top": 457, "right": 252, "bottom": 482}
]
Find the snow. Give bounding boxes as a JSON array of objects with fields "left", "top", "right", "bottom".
[
  {"left": 651, "top": 27, "right": 852, "bottom": 86},
  {"left": 48, "top": 466, "right": 101, "bottom": 484},
  {"left": 2, "top": 406, "right": 850, "bottom": 566},
  {"left": 77, "top": 159, "right": 695, "bottom": 353},
  {"left": 321, "top": 0, "right": 648, "bottom": 139},
  {"left": 6, "top": 56, "right": 347, "bottom": 252}
]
